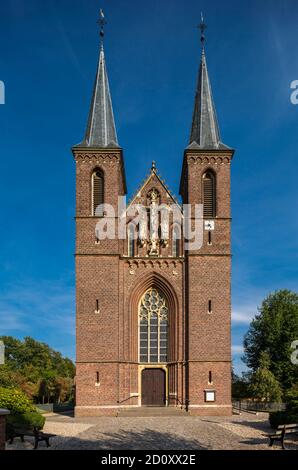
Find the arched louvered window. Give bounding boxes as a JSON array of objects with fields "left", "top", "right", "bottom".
[
  {"left": 202, "top": 171, "right": 216, "bottom": 218},
  {"left": 92, "top": 170, "right": 104, "bottom": 216},
  {"left": 172, "top": 225, "right": 180, "bottom": 257},
  {"left": 128, "top": 224, "right": 135, "bottom": 257},
  {"left": 139, "top": 288, "right": 168, "bottom": 363}
]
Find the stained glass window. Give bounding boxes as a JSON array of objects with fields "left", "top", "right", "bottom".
[{"left": 139, "top": 288, "right": 168, "bottom": 363}]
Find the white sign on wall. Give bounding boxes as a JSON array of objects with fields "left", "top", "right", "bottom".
[
  {"left": 204, "top": 220, "right": 215, "bottom": 231},
  {"left": 205, "top": 390, "right": 215, "bottom": 402}
]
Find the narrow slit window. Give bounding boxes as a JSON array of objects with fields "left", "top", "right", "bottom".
[
  {"left": 209, "top": 371, "right": 212, "bottom": 384},
  {"left": 208, "top": 300, "right": 212, "bottom": 313},
  {"left": 208, "top": 231, "right": 212, "bottom": 245},
  {"left": 96, "top": 372, "right": 100, "bottom": 384},
  {"left": 95, "top": 299, "right": 99, "bottom": 313}
]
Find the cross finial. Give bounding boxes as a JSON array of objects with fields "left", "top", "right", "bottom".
[
  {"left": 151, "top": 161, "right": 156, "bottom": 172},
  {"left": 198, "top": 12, "right": 207, "bottom": 48},
  {"left": 97, "top": 8, "right": 107, "bottom": 46}
]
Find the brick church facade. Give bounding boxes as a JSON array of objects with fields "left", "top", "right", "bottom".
[{"left": 72, "top": 17, "right": 234, "bottom": 417}]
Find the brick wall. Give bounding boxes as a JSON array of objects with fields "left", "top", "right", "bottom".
[
  {"left": 73, "top": 146, "right": 234, "bottom": 416},
  {"left": 182, "top": 149, "right": 234, "bottom": 414}
]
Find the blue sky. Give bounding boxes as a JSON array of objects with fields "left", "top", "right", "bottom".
[{"left": 0, "top": 0, "right": 297, "bottom": 374}]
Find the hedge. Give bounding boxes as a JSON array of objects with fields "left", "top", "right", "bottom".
[
  {"left": 269, "top": 410, "right": 298, "bottom": 428},
  {"left": 6, "top": 412, "right": 45, "bottom": 440},
  {"left": 0, "top": 387, "right": 36, "bottom": 414}
]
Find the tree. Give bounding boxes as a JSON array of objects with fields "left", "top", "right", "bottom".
[
  {"left": 232, "top": 372, "right": 250, "bottom": 400},
  {"left": 0, "top": 336, "right": 75, "bottom": 403},
  {"left": 53, "top": 377, "right": 74, "bottom": 403},
  {"left": 249, "top": 352, "right": 282, "bottom": 402},
  {"left": 0, "top": 364, "right": 18, "bottom": 388},
  {"left": 243, "top": 290, "right": 298, "bottom": 390}
]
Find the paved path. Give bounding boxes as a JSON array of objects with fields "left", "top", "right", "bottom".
[{"left": 7, "top": 411, "right": 298, "bottom": 451}]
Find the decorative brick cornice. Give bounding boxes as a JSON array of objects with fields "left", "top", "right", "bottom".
[
  {"left": 74, "top": 153, "right": 120, "bottom": 164},
  {"left": 186, "top": 155, "right": 232, "bottom": 165},
  {"left": 126, "top": 259, "right": 183, "bottom": 272}
]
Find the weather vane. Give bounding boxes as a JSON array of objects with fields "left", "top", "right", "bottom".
[
  {"left": 198, "top": 12, "right": 207, "bottom": 47},
  {"left": 97, "top": 8, "right": 107, "bottom": 44}
]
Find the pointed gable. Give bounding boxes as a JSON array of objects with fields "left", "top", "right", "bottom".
[{"left": 128, "top": 162, "right": 181, "bottom": 211}]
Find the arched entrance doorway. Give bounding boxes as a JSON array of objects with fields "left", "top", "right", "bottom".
[{"left": 139, "top": 288, "right": 168, "bottom": 406}]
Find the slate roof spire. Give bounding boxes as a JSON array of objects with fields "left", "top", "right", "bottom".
[
  {"left": 79, "top": 9, "right": 119, "bottom": 148},
  {"left": 188, "top": 14, "right": 230, "bottom": 150}
]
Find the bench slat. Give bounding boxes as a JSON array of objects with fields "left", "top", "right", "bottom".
[{"left": 277, "top": 424, "right": 298, "bottom": 429}]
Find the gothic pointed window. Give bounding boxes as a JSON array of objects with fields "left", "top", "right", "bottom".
[
  {"left": 128, "top": 224, "right": 135, "bottom": 257},
  {"left": 139, "top": 288, "right": 168, "bottom": 363},
  {"left": 92, "top": 169, "right": 104, "bottom": 216},
  {"left": 202, "top": 171, "right": 216, "bottom": 218},
  {"left": 172, "top": 224, "right": 180, "bottom": 257}
]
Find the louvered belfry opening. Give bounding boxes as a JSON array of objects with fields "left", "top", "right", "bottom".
[
  {"left": 203, "top": 171, "right": 216, "bottom": 218},
  {"left": 93, "top": 170, "right": 104, "bottom": 216}
]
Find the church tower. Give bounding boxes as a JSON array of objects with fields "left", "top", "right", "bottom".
[
  {"left": 73, "top": 12, "right": 233, "bottom": 416},
  {"left": 180, "top": 17, "right": 234, "bottom": 414},
  {"left": 72, "top": 13, "right": 126, "bottom": 416}
]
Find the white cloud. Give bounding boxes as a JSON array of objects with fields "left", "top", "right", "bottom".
[
  {"left": 0, "top": 304, "right": 28, "bottom": 332},
  {"left": 232, "top": 345, "right": 244, "bottom": 355},
  {"left": 0, "top": 278, "right": 75, "bottom": 337},
  {"left": 232, "top": 304, "right": 258, "bottom": 325}
]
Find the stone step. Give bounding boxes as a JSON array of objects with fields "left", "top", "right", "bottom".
[{"left": 117, "top": 406, "right": 189, "bottom": 417}]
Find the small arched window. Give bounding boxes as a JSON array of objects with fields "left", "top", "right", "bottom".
[
  {"left": 172, "top": 224, "right": 180, "bottom": 257},
  {"left": 92, "top": 169, "right": 104, "bottom": 216},
  {"left": 202, "top": 171, "right": 216, "bottom": 218},
  {"left": 128, "top": 224, "right": 135, "bottom": 257}
]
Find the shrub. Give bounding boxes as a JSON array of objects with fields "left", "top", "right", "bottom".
[
  {"left": 0, "top": 387, "right": 36, "bottom": 414},
  {"left": 269, "top": 410, "right": 298, "bottom": 428},
  {"left": 6, "top": 412, "right": 45, "bottom": 439},
  {"left": 284, "top": 386, "right": 298, "bottom": 411}
]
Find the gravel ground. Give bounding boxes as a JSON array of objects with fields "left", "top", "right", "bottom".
[{"left": 6, "top": 412, "right": 298, "bottom": 451}]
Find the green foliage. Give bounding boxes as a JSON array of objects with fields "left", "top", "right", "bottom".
[
  {"left": 232, "top": 372, "right": 250, "bottom": 400},
  {"left": 249, "top": 352, "right": 282, "bottom": 402},
  {"left": 243, "top": 290, "right": 298, "bottom": 390},
  {"left": 0, "top": 336, "right": 75, "bottom": 378},
  {"left": 269, "top": 410, "right": 298, "bottom": 428},
  {"left": 0, "top": 336, "right": 75, "bottom": 403},
  {"left": 6, "top": 412, "right": 45, "bottom": 439},
  {"left": 0, "top": 365, "right": 19, "bottom": 388},
  {"left": 0, "top": 387, "right": 36, "bottom": 414},
  {"left": 284, "top": 385, "right": 298, "bottom": 409}
]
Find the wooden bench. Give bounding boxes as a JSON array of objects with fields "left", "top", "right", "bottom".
[
  {"left": 268, "top": 423, "right": 298, "bottom": 450},
  {"left": 8, "top": 425, "right": 56, "bottom": 450}
]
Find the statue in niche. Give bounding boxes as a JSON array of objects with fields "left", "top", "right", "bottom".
[
  {"left": 148, "top": 188, "right": 160, "bottom": 256},
  {"left": 138, "top": 206, "right": 147, "bottom": 248}
]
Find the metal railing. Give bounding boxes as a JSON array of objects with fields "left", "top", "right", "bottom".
[{"left": 233, "top": 400, "right": 286, "bottom": 414}]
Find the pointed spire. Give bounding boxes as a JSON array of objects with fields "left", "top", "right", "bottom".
[
  {"left": 188, "top": 15, "right": 229, "bottom": 150},
  {"left": 80, "top": 9, "right": 119, "bottom": 148}
]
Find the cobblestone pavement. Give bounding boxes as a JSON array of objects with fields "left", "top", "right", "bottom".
[{"left": 6, "top": 412, "right": 298, "bottom": 451}]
